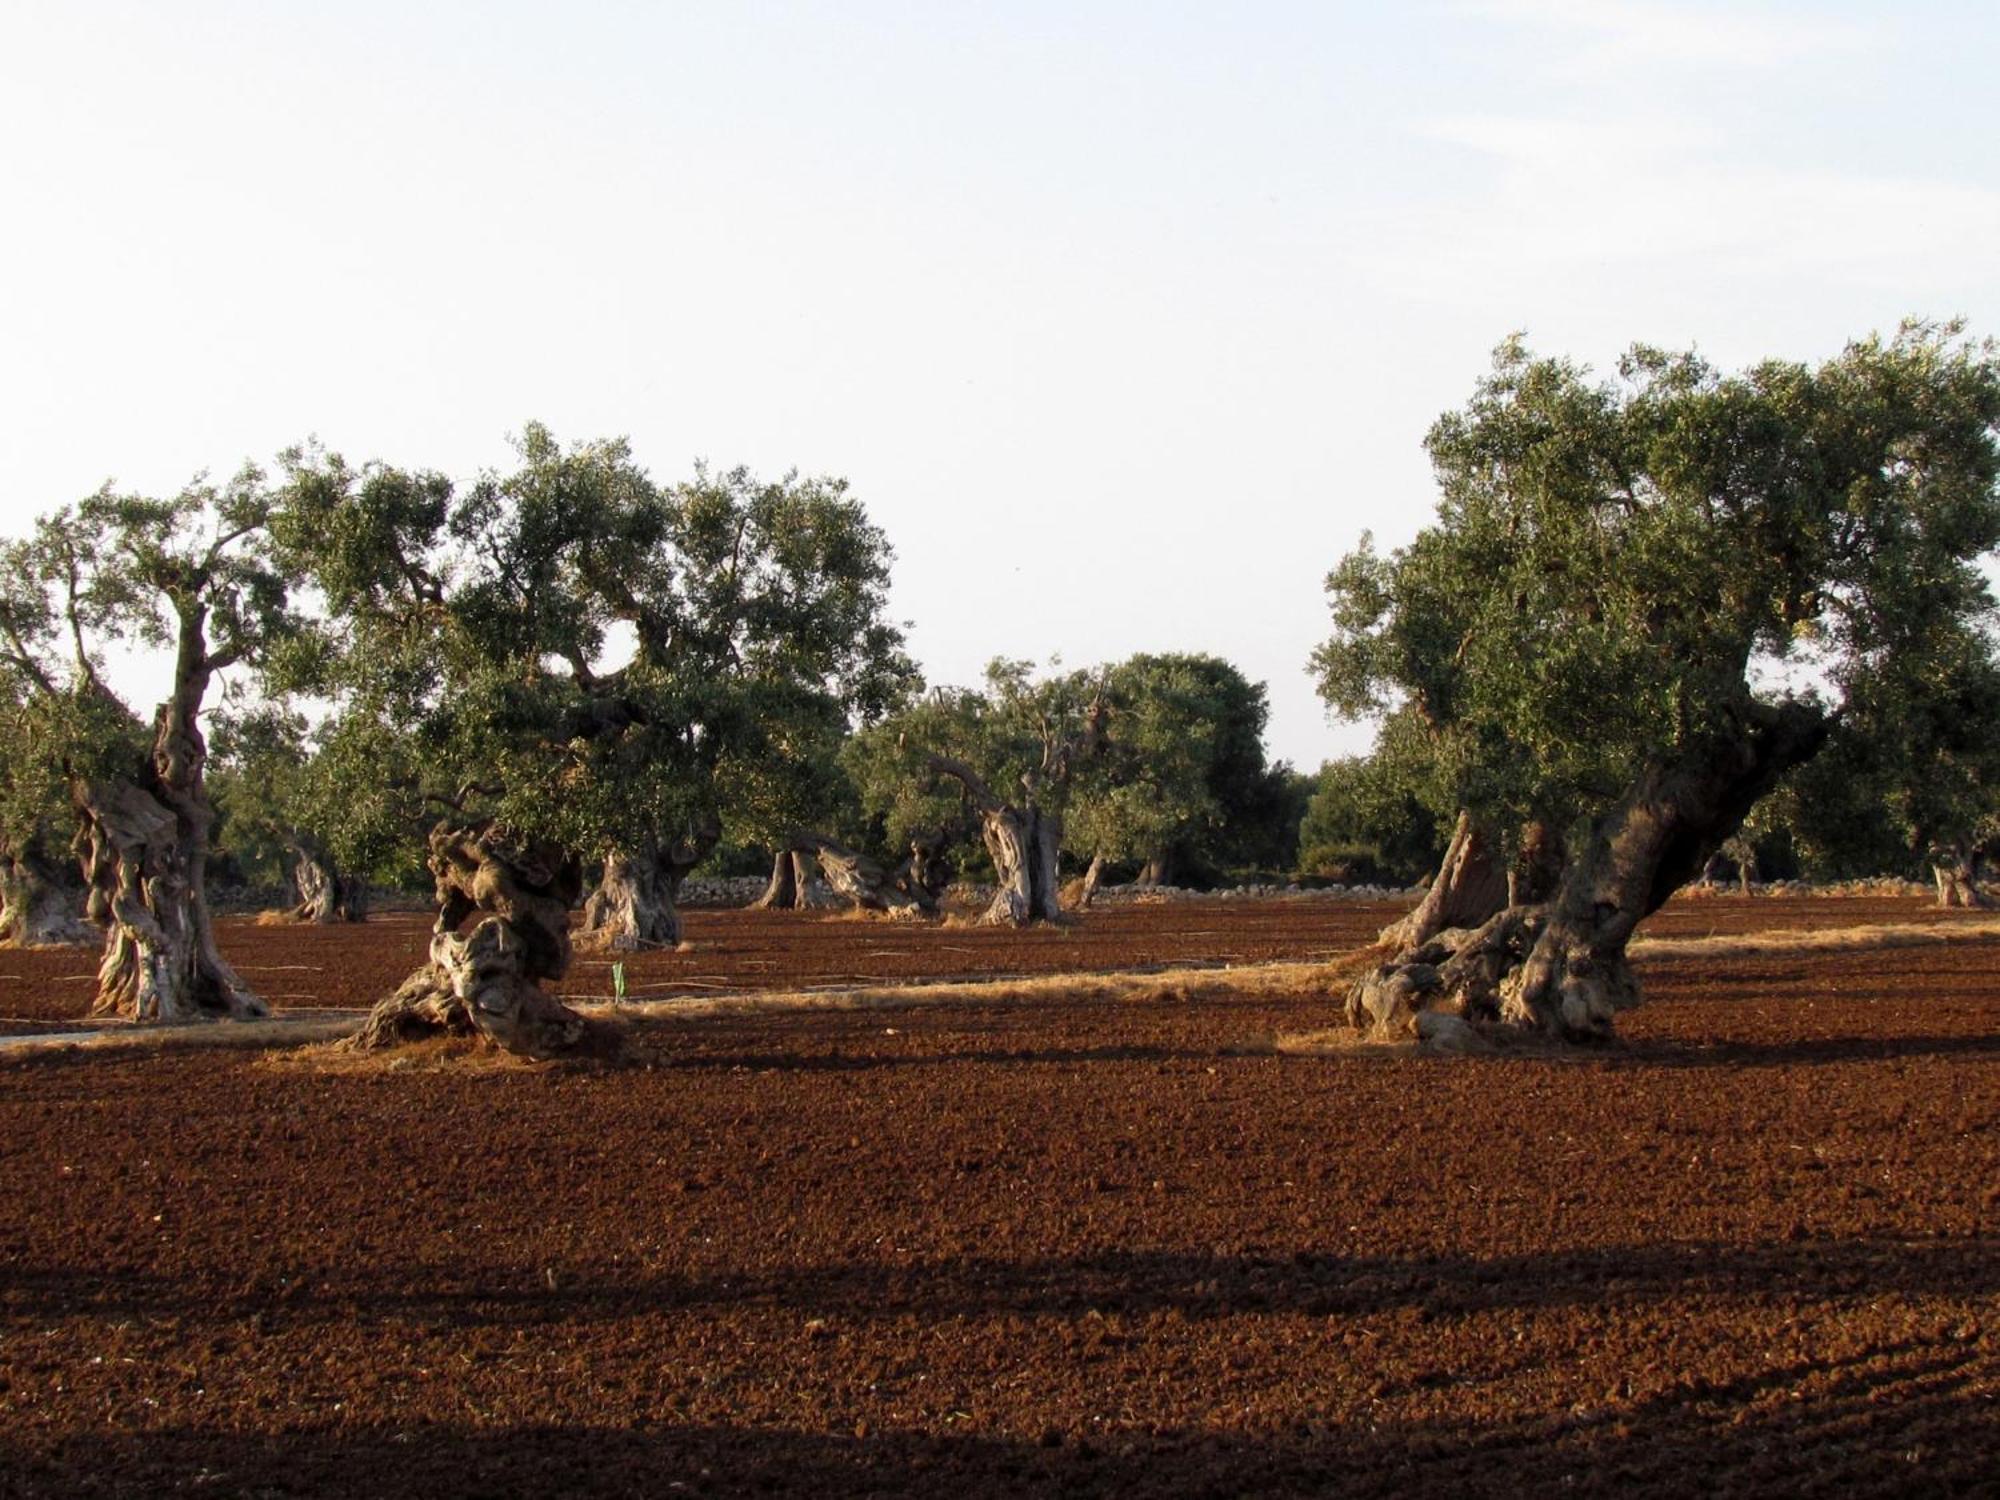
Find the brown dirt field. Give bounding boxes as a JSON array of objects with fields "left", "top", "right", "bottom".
[
  {"left": 0, "top": 894, "right": 1986, "bottom": 1034},
  {"left": 1, "top": 899, "right": 1996, "bottom": 1497}
]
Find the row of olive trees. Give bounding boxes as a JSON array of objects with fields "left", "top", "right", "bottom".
[
  {"left": 5, "top": 321, "right": 1995, "bottom": 1054},
  {"left": 0, "top": 428, "right": 1306, "bottom": 1053},
  {"left": 0, "top": 433, "right": 922, "bottom": 1048}
]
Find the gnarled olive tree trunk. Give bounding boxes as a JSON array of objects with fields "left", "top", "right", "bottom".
[
  {"left": 75, "top": 667, "right": 264, "bottom": 1022},
  {"left": 976, "top": 802, "right": 1062, "bottom": 926},
  {"left": 892, "top": 828, "right": 953, "bottom": 915},
  {"left": 754, "top": 847, "right": 837, "bottom": 910},
  {"left": 801, "top": 832, "right": 929, "bottom": 918},
  {"left": 577, "top": 818, "right": 721, "bottom": 951},
  {"left": 1067, "top": 851, "right": 1107, "bottom": 912},
  {"left": 924, "top": 755, "right": 1063, "bottom": 925},
  {"left": 350, "top": 819, "right": 587, "bottom": 1057},
  {"left": 1375, "top": 810, "right": 1509, "bottom": 954},
  {"left": 1349, "top": 704, "right": 1828, "bottom": 1047},
  {"left": 0, "top": 836, "right": 93, "bottom": 948},
  {"left": 1932, "top": 847, "right": 1991, "bottom": 909},
  {"left": 289, "top": 842, "right": 368, "bottom": 923},
  {"left": 1136, "top": 849, "right": 1175, "bottom": 889}
]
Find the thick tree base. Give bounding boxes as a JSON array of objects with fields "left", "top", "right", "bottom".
[
  {"left": 351, "top": 819, "right": 593, "bottom": 1059},
  {"left": 348, "top": 925, "right": 604, "bottom": 1060},
  {"left": 1343, "top": 904, "right": 1632, "bottom": 1050},
  {"left": 78, "top": 781, "right": 265, "bottom": 1023},
  {"left": 0, "top": 848, "right": 94, "bottom": 948},
  {"left": 288, "top": 855, "right": 368, "bottom": 924}
]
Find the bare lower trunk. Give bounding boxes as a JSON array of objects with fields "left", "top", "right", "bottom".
[
  {"left": 754, "top": 846, "right": 799, "bottom": 909},
  {"left": 1349, "top": 704, "right": 1829, "bottom": 1047},
  {"left": 290, "top": 848, "right": 367, "bottom": 923},
  {"left": 350, "top": 819, "right": 589, "bottom": 1057},
  {"left": 890, "top": 828, "right": 952, "bottom": 915},
  {"left": 979, "top": 804, "right": 1063, "bottom": 925},
  {"left": 580, "top": 849, "right": 685, "bottom": 949},
  {"left": 1136, "top": 849, "right": 1175, "bottom": 888},
  {"left": 577, "top": 819, "right": 721, "bottom": 951},
  {"left": 1378, "top": 810, "right": 1509, "bottom": 954},
  {"left": 1069, "top": 851, "right": 1106, "bottom": 912},
  {"left": 1507, "top": 820, "right": 1565, "bottom": 907},
  {"left": 76, "top": 760, "right": 263, "bottom": 1023},
  {"left": 797, "top": 833, "right": 928, "bottom": 919},
  {"left": 0, "top": 841, "right": 93, "bottom": 947},
  {"left": 1932, "top": 851, "right": 1991, "bottom": 909},
  {"left": 753, "top": 846, "right": 840, "bottom": 911}
]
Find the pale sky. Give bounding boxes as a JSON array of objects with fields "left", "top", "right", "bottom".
[{"left": 3, "top": 1, "right": 1996, "bottom": 768}]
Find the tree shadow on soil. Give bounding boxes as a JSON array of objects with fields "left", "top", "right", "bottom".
[
  {"left": 1614, "top": 1033, "right": 2000, "bottom": 1069},
  {"left": 6, "top": 1332, "right": 1987, "bottom": 1500},
  {"left": 650, "top": 1043, "right": 1200, "bottom": 1072},
  {"left": 9, "top": 1235, "right": 1994, "bottom": 1330}
]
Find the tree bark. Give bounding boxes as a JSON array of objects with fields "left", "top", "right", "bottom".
[
  {"left": 350, "top": 818, "right": 589, "bottom": 1057},
  {"left": 797, "top": 833, "right": 928, "bottom": 918},
  {"left": 1136, "top": 849, "right": 1175, "bottom": 888},
  {"left": 1932, "top": 849, "right": 1991, "bottom": 908},
  {"left": 577, "top": 818, "right": 721, "bottom": 951},
  {"left": 754, "top": 845, "right": 799, "bottom": 908},
  {"left": 1069, "top": 851, "right": 1106, "bottom": 912},
  {"left": 978, "top": 802, "right": 1063, "bottom": 925},
  {"left": 890, "top": 828, "right": 952, "bottom": 915},
  {"left": 1378, "top": 810, "right": 1509, "bottom": 955},
  {"left": 923, "top": 754, "right": 1064, "bottom": 925},
  {"left": 289, "top": 845, "right": 367, "bottom": 923},
  {"left": 1508, "top": 820, "right": 1566, "bottom": 907},
  {"left": 0, "top": 838, "right": 93, "bottom": 948},
  {"left": 753, "top": 846, "right": 840, "bottom": 910},
  {"left": 1349, "top": 703, "right": 1829, "bottom": 1047},
  {"left": 74, "top": 622, "right": 265, "bottom": 1023}
]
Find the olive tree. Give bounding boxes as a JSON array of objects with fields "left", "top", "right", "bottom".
[
  {"left": 0, "top": 475, "right": 296, "bottom": 1019},
  {"left": 1777, "top": 619, "right": 2000, "bottom": 904},
  {"left": 1064, "top": 653, "right": 1277, "bottom": 891},
  {"left": 277, "top": 428, "right": 911, "bottom": 1053},
  {"left": 1317, "top": 324, "right": 2000, "bottom": 1044},
  {"left": 212, "top": 706, "right": 425, "bottom": 921},
  {"left": 848, "top": 662, "right": 1106, "bottom": 925},
  {"left": 0, "top": 691, "right": 94, "bottom": 946}
]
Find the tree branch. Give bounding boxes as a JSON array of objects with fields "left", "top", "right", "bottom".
[{"left": 922, "top": 751, "right": 1005, "bottom": 814}]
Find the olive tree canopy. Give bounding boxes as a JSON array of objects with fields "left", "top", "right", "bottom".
[
  {"left": 275, "top": 426, "right": 913, "bottom": 1052},
  {"left": 1318, "top": 323, "right": 2000, "bottom": 1043}
]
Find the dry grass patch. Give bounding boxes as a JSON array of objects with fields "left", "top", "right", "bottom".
[{"left": 1630, "top": 915, "right": 2000, "bottom": 961}]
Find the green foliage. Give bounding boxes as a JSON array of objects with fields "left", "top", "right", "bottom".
[
  {"left": 1067, "top": 654, "right": 1280, "bottom": 877},
  {"left": 848, "top": 653, "right": 1293, "bottom": 881},
  {"left": 0, "top": 465, "right": 299, "bottom": 829},
  {"left": 1297, "top": 744, "right": 1448, "bottom": 886},
  {"left": 1769, "top": 617, "right": 2000, "bottom": 877},
  {"left": 273, "top": 427, "right": 915, "bottom": 866},
  {"left": 211, "top": 705, "right": 431, "bottom": 890},
  {"left": 1314, "top": 323, "right": 2000, "bottom": 852}
]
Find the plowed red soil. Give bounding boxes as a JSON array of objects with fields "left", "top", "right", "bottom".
[
  {"left": 2, "top": 897, "right": 1996, "bottom": 1497},
  {"left": 0, "top": 893, "right": 1983, "bottom": 1029}
]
